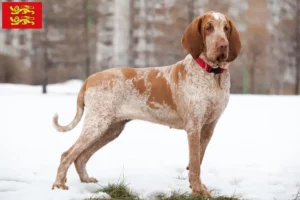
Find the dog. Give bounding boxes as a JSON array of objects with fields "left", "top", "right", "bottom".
[{"left": 52, "top": 11, "right": 241, "bottom": 197}]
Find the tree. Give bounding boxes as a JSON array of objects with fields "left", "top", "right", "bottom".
[
  {"left": 84, "top": 0, "right": 91, "bottom": 78},
  {"left": 97, "top": 0, "right": 115, "bottom": 70},
  {"left": 246, "top": 0, "right": 270, "bottom": 94},
  {"left": 152, "top": 0, "right": 190, "bottom": 66},
  {"left": 269, "top": 0, "right": 297, "bottom": 94},
  {"left": 32, "top": 0, "right": 100, "bottom": 93},
  {"left": 42, "top": 0, "right": 50, "bottom": 94},
  {"left": 246, "top": 29, "right": 268, "bottom": 94},
  {"left": 295, "top": 0, "right": 300, "bottom": 94}
]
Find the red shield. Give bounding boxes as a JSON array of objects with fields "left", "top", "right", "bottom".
[{"left": 2, "top": 2, "right": 42, "bottom": 29}]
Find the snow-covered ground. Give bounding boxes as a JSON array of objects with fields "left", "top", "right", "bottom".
[{"left": 1, "top": 80, "right": 300, "bottom": 200}]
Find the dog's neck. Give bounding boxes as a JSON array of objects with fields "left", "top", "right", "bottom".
[{"left": 199, "top": 53, "right": 229, "bottom": 69}]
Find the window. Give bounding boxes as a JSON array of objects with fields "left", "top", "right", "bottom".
[
  {"left": 5, "top": 30, "right": 13, "bottom": 45},
  {"left": 19, "top": 49, "right": 27, "bottom": 61},
  {"left": 19, "top": 33, "right": 26, "bottom": 45}
]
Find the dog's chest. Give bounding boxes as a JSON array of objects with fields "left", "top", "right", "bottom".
[
  {"left": 204, "top": 89, "right": 229, "bottom": 123},
  {"left": 179, "top": 69, "right": 230, "bottom": 123}
]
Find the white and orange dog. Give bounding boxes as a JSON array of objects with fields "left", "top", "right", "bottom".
[{"left": 52, "top": 11, "right": 241, "bottom": 197}]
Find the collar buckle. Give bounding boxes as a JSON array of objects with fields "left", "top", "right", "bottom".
[{"left": 195, "top": 58, "right": 225, "bottom": 74}]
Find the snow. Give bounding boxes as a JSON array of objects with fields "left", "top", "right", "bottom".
[{"left": 1, "top": 80, "right": 300, "bottom": 200}]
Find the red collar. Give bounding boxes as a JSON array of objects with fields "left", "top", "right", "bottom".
[{"left": 195, "top": 58, "right": 226, "bottom": 74}]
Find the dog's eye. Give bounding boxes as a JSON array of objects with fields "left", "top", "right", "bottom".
[
  {"left": 206, "top": 25, "right": 214, "bottom": 32},
  {"left": 224, "top": 26, "right": 229, "bottom": 32}
]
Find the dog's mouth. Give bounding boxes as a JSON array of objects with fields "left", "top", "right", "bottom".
[
  {"left": 205, "top": 52, "right": 228, "bottom": 67},
  {"left": 216, "top": 54, "right": 227, "bottom": 62}
]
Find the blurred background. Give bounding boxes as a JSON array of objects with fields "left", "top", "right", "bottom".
[{"left": 0, "top": 0, "right": 299, "bottom": 95}]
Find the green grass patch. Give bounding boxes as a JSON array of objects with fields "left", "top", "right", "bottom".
[
  {"left": 151, "top": 191, "right": 240, "bottom": 200},
  {"left": 87, "top": 181, "right": 241, "bottom": 200},
  {"left": 87, "top": 180, "right": 140, "bottom": 200}
]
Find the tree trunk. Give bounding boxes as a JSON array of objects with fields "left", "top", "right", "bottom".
[
  {"left": 129, "top": 0, "right": 135, "bottom": 67},
  {"left": 84, "top": 0, "right": 90, "bottom": 78},
  {"left": 42, "top": 6, "right": 49, "bottom": 94},
  {"left": 187, "top": 0, "right": 194, "bottom": 23},
  {"left": 250, "top": 55, "right": 257, "bottom": 94},
  {"left": 144, "top": 0, "right": 149, "bottom": 67},
  {"left": 251, "top": 65, "right": 255, "bottom": 94},
  {"left": 295, "top": 0, "right": 300, "bottom": 94},
  {"left": 114, "top": 0, "right": 131, "bottom": 67}
]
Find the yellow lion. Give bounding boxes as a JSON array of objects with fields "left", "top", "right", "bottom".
[
  {"left": 10, "top": 5, "right": 35, "bottom": 15},
  {"left": 10, "top": 16, "right": 35, "bottom": 26}
]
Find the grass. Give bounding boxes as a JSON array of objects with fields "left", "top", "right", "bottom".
[
  {"left": 290, "top": 183, "right": 300, "bottom": 200},
  {"left": 87, "top": 180, "right": 140, "bottom": 200},
  {"left": 87, "top": 181, "right": 241, "bottom": 200},
  {"left": 151, "top": 191, "right": 240, "bottom": 200}
]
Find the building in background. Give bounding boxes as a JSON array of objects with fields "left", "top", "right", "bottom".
[
  {"left": 0, "top": 0, "right": 299, "bottom": 94},
  {"left": 0, "top": 0, "right": 34, "bottom": 67}
]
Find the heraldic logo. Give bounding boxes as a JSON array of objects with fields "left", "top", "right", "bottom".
[{"left": 2, "top": 2, "right": 42, "bottom": 29}]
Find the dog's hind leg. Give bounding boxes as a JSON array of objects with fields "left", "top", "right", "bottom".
[
  {"left": 74, "top": 120, "right": 128, "bottom": 183},
  {"left": 52, "top": 113, "right": 112, "bottom": 190}
]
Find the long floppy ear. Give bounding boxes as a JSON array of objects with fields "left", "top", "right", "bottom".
[
  {"left": 227, "top": 19, "right": 241, "bottom": 62},
  {"left": 181, "top": 16, "right": 204, "bottom": 59}
]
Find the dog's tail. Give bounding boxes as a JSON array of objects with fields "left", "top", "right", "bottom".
[{"left": 53, "top": 80, "right": 87, "bottom": 133}]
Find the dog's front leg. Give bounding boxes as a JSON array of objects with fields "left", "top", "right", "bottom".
[{"left": 187, "top": 130, "right": 211, "bottom": 198}]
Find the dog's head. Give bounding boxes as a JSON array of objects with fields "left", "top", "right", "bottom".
[{"left": 181, "top": 11, "right": 241, "bottom": 65}]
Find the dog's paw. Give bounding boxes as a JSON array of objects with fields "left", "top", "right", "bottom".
[
  {"left": 190, "top": 183, "right": 210, "bottom": 198},
  {"left": 81, "top": 177, "right": 98, "bottom": 183},
  {"left": 192, "top": 188, "right": 211, "bottom": 198},
  {"left": 52, "top": 183, "right": 69, "bottom": 190}
]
